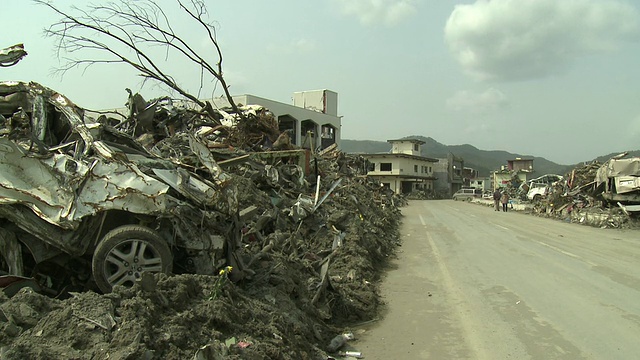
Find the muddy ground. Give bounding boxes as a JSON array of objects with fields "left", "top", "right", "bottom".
[{"left": 0, "top": 154, "right": 404, "bottom": 360}]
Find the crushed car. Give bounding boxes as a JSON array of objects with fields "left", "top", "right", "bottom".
[
  {"left": 520, "top": 174, "right": 564, "bottom": 202},
  {"left": 0, "top": 81, "right": 241, "bottom": 296},
  {"left": 595, "top": 155, "right": 640, "bottom": 204}
]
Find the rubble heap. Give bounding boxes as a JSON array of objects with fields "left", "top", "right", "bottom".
[
  {"left": 0, "top": 82, "right": 403, "bottom": 359},
  {"left": 526, "top": 157, "right": 640, "bottom": 229}
]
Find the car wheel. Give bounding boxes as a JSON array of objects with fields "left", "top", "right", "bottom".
[
  {"left": 533, "top": 194, "right": 541, "bottom": 202},
  {"left": 92, "top": 225, "right": 172, "bottom": 293}
]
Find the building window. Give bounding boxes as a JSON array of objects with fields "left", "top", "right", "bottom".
[
  {"left": 414, "top": 165, "right": 418, "bottom": 172},
  {"left": 382, "top": 182, "right": 391, "bottom": 189},
  {"left": 414, "top": 144, "right": 419, "bottom": 151},
  {"left": 366, "top": 161, "right": 375, "bottom": 172},
  {"left": 380, "top": 163, "right": 392, "bottom": 171}
]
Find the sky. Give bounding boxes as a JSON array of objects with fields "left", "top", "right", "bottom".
[{"left": 3, "top": 0, "right": 640, "bottom": 165}]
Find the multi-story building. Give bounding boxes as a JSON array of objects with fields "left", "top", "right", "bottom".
[
  {"left": 433, "top": 153, "right": 465, "bottom": 196},
  {"left": 361, "top": 139, "right": 438, "bottom": 194},
  {"left": 213, "top": 89, "right": 342, "bottom": 150}
]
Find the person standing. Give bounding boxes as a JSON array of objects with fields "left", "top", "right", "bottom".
[
  {"left": 501, "top": 191, "right": 510, "bottom": 212},
  {"left": 493, "top": 189, "right": 501, "bottom": 211}
]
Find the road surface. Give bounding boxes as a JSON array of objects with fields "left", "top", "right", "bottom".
[{"left": 354, "top": 200, "right": 640, "bottom": 359}]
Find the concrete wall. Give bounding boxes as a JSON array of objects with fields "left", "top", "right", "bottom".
[{"left": 293, "top": 90, "right": 337, "bottom": 117}]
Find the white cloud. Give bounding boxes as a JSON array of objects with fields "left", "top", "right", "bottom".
[
  {"left": 444, "top": 0, "right": 640, "bottom": 81},
  {"left": 266, "top": 38, "right": 317, "bottom": 54},
  {"left": 334, "top": 0, "right": 418, "bottom": 26},
  {"left": 446, "top": 87, "right": 508, "bottom": 114}
]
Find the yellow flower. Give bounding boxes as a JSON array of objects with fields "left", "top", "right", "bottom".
[{"left": 218, "top": 266, "right": 233, "bottom": 276}]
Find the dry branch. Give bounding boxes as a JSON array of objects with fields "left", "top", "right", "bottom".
[{"left": 34, "top": 0, "right": 241, "bottom": 120}]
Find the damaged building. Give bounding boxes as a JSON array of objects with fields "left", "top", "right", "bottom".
[
  {"left": 211, "top": 89, "right": 342, "bottom": 151},
  {"left": 492, "top": 157, "right": 534, "bottom": 190},
  {"left": 433, "top": 153, "right": 465, "bottom": 196},
  {"left": 361, "top": 139, "right": 438, "bottom": 194}
]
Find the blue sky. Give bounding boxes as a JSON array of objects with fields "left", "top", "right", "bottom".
[{"left": 3, "top": 0, "right": 640, "bottom": 165}]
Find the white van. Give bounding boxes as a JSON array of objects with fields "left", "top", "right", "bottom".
[{"left": 452, "top": 188, "right": 482, "bottom": 201}]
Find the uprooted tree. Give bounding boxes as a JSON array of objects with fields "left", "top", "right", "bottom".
[{"left": 34, "top": 0, "right": 240, "bottom": 121}]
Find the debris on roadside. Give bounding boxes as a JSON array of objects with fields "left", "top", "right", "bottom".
[
  {"left": 0, "top": 81, "right": 403, "bottom": 359},
  {"left": 502, "top": 154, "right": 640, "bottom": 229}
]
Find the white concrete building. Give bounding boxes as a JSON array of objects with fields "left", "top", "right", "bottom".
[
  {"left": 213, "top": 89, "right": 342, "bottom": 150},
  {"left": 361, "top": 139, "right": 438, "bottom": 194}
]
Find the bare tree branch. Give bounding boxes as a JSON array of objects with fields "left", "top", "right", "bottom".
[{"left": 34, "top": 0, "right": 242, "bottom": 121}]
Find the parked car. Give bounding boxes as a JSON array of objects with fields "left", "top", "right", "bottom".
[
  {"left": 452, "top": 188, "right": 482, "bottom": 201},
  {"left": 0, "top": 81, "right": 235, "bottom": 296}
]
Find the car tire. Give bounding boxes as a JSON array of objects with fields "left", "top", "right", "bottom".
[
  {"left": 533, "top": 194, "right": 541, "bottom": 202},
  {"left": 92, "top": 225, "right": 173, "bottom": 293}
]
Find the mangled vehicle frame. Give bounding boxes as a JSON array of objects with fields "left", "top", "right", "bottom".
[
  {"left": 0, "top": 81, "right": 239, "bottom": 296},
  {"left": 594, "top": 155, "right": 640, "bottom": 204}
]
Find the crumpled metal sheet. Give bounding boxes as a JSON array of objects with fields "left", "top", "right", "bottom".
[
  {"left": 0, "top": 137, "right": 171, "bottom": 229},
  {"left": 595, "top": 157, "right": 640, "bottom": 186},
  {"left": 0, "top": 44, "right": 27, "bottom": 67},
  {"left": 613, "top": 176, "right": 640, "bottom": 194},
  {"left": 0, "top": 137, "right": 84, "bottom": 229}
]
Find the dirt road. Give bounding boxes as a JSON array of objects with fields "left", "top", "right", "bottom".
[{"left": 354, "top": 200, "right": 640, "bottom": 359}]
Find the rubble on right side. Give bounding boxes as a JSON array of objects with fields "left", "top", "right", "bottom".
[{"left": 519, "top": 154, "right": 640, "bottom": 229}]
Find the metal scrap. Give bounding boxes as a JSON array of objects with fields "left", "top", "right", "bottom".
[{"left": 0, "top": 44, "right": 27, "bottom": 67}]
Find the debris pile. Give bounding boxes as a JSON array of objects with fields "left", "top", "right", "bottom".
[
  {"left": 524, "top": 155, "right": 640, "bottom": 229},
  {"left": 0, "top": 82, "right": 403, "bottom": 359}
]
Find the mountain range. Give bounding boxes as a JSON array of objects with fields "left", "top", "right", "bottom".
[{"left": 340, "top": 136, "right": 639, "bottom": 178}]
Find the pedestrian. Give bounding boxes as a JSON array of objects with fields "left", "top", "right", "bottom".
[
  {"left": 493, "top": 188, "right": 501, "bottom": 211},
  {"left": 501, "top": 191, "right": 510, "bottom": 212}
]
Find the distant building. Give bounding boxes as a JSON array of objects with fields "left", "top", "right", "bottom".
[
  {"left": 213, "top": 89, "right": 342, "bottom": 150},
  {"left": 433, "top": 153, "right": 465, "bottom": 196},
  {"left": 507, "top": 158, "right": 533, "bottom": 173},
  {"left": 468, "top": 177, "right": 490, "bottom": 193},
  {"left": 361, "top": 139, "right": 438, "bottom": 194},
  {"left": 492, "top": 158, "right": 534, "bottom": 190}
]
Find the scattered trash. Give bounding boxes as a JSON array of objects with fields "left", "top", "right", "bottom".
[
  {"left": 338, "top": 350, "right": 363, "bottom": 358},
  {"left": 327, "top": 332, "right": 355, "bottom": 353}
]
